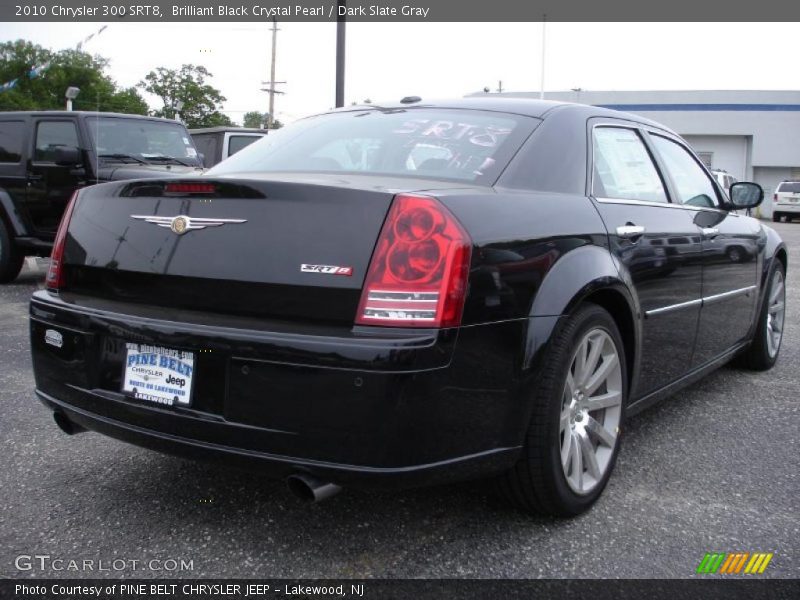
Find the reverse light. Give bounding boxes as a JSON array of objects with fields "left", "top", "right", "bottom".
[
  {"left": 356, "top": 194, "right": 472, "bottom": 328},
  {"left": 46, "top": 190, "right": 79, "bottom": 292},
  {"left": 164, "top": 182, "right": 216, "bottom": 194}
]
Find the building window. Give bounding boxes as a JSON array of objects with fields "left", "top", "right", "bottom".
[{"left": 696, "top": 152, "right": 713, "bottom": 169}]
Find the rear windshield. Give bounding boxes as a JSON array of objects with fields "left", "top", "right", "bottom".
[
  {"left": 207, "top": 108, "right": 538, "bottom": 184},
  {"left": 777, "top": 182, "right": 800, "bottom": 193}
]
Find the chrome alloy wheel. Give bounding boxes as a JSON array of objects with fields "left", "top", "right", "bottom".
[
  {"left": 766, "top": 269, "right": 786, "bottom": 359},
  {"left": 560, "top": 328, "right": 623, "bottom": 495}
]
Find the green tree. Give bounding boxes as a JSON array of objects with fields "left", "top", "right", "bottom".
[
  {"left": 0, "top": 40, "right": 148, "bottom": 114},
  {"left": 138, "top": 64, "right": 232, "bottom": 128},
  {"left": 243, "top": 111, "right": 267, "bottom": 128},
  {"left": 243, "top": 111, "right": 282, "bottom": 129}
]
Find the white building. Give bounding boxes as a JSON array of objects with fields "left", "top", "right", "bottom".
[{"left": 475, "top": 90, "right": 800, "bottom": 217}]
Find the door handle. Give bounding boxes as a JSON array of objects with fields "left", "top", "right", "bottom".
[
  {"left": 616, "top": 224, "right": 646, "bottom": 239},
  {"left": 701, "top": 227, "right": 720, "bottom": 238}
]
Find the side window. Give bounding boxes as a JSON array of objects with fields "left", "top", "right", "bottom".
[
  {"left": 592, "top": 127, "right": 667, "bottom": 203},
  {"left": 651, "top": 135, "right": 719, "bottom": 208},
  {"left": 228, "top": 135, "right": 261, "bottom": 156},
  {"left": 0, "top": 121, "right": 25, "bottom": 163},
  {"left": 35, "top": 121, "right": 79, "bottom": 162}
]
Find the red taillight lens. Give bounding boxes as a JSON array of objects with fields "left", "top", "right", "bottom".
[
  {"left": 46, "top": 191, "right": 79, "bottom": 292},
  {"left": 774, "top": 193, "right": 778, "bottom": 202},
  {"left": 164, "top": 182, "right": 216, "bottom": 194},
  {"left": 356, "top": 194, "right": 472, "bottom": 328}
]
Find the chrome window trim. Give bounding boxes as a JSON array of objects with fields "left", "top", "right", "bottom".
[
  {"left": 593, "top": 196, "right": 729, "bottom": 215},
  {"left": 645, "top": 285, "right": 757, "bottom": 318}
]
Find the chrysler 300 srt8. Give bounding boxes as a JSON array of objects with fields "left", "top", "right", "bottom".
[{"left": 29, "top": 98, "right": 787, "bottom": 516}]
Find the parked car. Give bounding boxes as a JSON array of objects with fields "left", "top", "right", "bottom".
[
  {"left": 709, "top": 169, "right": 736, "bottom": 194},
  {"left": 29, "top": 98, "right": 786, "bottom": 516},
  {"left": 190, "top": 127, "right": 267, "bottom": 167},
  {"left": 0, "top": 111, "right": 204, "bottom": 282},
  {"left": 772, "top": 180, "right": 800, "bottom": 222}
]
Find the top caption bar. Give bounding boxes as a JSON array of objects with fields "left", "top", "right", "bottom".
[{"left": 4, "top": 0, "right": 800, "bottom": 22}]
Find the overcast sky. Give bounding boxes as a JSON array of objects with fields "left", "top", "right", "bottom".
[{"left": 2, "top": 22, "right": 796, "bottom": 124}]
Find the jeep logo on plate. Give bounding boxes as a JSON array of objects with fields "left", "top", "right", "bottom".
[{"left": 301, "top": 264, "right": 353, "bottom": 276}]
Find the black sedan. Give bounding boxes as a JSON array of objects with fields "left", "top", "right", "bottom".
[{"left": 29, "top": 98, "right": 787, "bottom": 516}]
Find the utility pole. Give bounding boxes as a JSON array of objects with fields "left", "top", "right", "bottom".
[
  {"left": 496, "top": 80, "right": 503, "bottom": 94},
  {"left": 539, "top": 15, "right": 546, "bottom": 100},
  {"left": 335, "top": 0, "right": 346, "bottom": 108},
  {"left": 261, "top": 19, "right": 285, "bottom": 128},
  {"left": 268, "top": 19, "right": 278, "bottom": 127}
]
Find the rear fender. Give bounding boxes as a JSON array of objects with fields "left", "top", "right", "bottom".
[{"left": 523, "top": 244, "right": 641, "bottom": 399}]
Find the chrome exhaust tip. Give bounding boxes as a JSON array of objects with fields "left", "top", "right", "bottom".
[
  {"left": 286, "top": 473, "right": 342, "bottom": 503},
  {"left": 53, "top": 412, "right": 87, "bottom": 435}
]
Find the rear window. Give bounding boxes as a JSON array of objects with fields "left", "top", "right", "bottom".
[
  {"left": 777, "top": 182, "right": 800, "bottom": 193},
  {"left": 207, "top": 108, "right": 538, "bottom": 184},
  {"left": 228, "top": 135, "right": 262, "bottom": 156},
  {"left": 85, "top": 117, "right": 201, "bottom": 164}
]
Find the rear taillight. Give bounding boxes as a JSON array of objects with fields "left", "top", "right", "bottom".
[
  {"left": 46, "top": 191, "right": 79, "bottom": 292},
  {"left": 356, "top": 194, "right": 472, "bottom": 328},
  {"left": 774, "top": 193, "right": 778, "bottom": 202}
]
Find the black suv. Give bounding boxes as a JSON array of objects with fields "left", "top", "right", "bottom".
[{"left": 0, "top": 111, "right": 204, "bottom": 282}]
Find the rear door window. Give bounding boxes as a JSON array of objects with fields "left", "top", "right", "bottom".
[
  {"left": 34, "top": 121, "right": 79, "bottom": 162},
  {"left": 0, "top": 120, "right": 25, "bottom": 163},
  {"left": 592, "top": 127, "right": 668, "bottom": 203}
]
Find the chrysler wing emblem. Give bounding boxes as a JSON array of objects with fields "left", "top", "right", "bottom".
[{"left": 131, "top": 215, "right": 247, "bottom": 235}]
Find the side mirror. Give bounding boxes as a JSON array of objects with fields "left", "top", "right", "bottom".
[
  {"left": 54, "top": 146, "right": 82, "bottom": 167},
  {"left": 729, "top": 182, "right": 763, "bottom": 210}
]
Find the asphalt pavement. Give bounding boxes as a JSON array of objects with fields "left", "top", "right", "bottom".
[{"left": 1, "top": 223, "right": 798, "bottom": 579}]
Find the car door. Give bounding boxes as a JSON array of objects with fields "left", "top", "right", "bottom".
[
  {"left": 648, "top": 134, "right": 759, "bottom": 366},
  {"left": 27, "top": 118, "right": 86, "bottom": 236},
  {"left": 589, "top": 122, "right": 703, "bottom": 399}
]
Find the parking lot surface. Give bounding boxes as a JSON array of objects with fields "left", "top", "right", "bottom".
[{"left": 1, "top": 223, "right": 798, "bottom": 579}]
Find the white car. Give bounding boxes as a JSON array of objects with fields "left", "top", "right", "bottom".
[
  {"left": 710, "top": 169, "right": 736, "bottom": 195},
  {"left": 773, "top": 181, "right": 800, "bottom": 222}
]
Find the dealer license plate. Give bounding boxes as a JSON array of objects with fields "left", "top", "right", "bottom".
[{"left": 122, "top": 343, "right": 195, "bottom": 407}]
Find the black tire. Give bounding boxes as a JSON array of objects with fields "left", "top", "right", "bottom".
[
  {"left": 734, "top": 262, "right": 786, "bottom": 371},
  {"left": 0, "top": 218, "right": 24, "bottom": 284},
  {"left": 772, "top": 213, "right": 781, "bottom": 223},
  {"left": 497, "top": 303, "right": 627, "bottom": 517}
]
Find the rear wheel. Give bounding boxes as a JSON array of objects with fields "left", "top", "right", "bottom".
[
  {"left": 498, "top": 303, "right": 626, "bottom": 516},
  {"left": 734, "top": 262, "right": 786, "bottom": 370},
  {"left": 772, "top": 212, "right": 781, "bottom": 223},
  {"left": 0, "top": 219, "right": 24, "bottom": 283}
]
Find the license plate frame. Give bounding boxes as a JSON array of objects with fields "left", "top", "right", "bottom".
[{"left": 121, "top": 343, "right": 196, "bottom": 407}]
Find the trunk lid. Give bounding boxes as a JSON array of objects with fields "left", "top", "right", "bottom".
[{"left": 62, "top": 174, "right": 467, "bottom": 324}]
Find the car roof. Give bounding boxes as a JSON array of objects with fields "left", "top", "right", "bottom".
[
  {"left": 189, "top": 127, "right": 268, "bottom": 134},
  {"left": 327, "top": 96, "right": 675, "bottom": 132},
  {"left": 0, "top": 110, "right": 182, "bottom": 124}
]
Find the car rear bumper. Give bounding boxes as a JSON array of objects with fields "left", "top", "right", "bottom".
[
  {"left": 774, "top": 202, "right": 800, "bottom": 214},
  {"left": 30, "top": 291, "right": 533, "bottom": 488}
]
